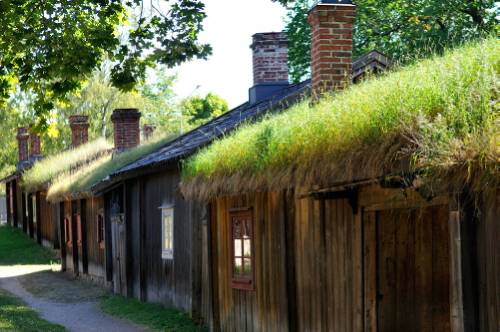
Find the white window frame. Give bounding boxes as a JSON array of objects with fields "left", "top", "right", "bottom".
[{"left": 160, "top": 205, "right": 174, "bottom": 260}]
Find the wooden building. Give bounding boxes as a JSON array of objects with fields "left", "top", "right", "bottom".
[{"left": 178, "top": 2, "right": 498, "bottom": 331}]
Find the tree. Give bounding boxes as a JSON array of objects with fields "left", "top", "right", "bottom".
[
  {"left": 181, "top": 93, "right": 229, "bottom": 126},
  {"left": 283, "top": 0, "right": 499, "bottom": 82},
  {"left": 0, "top": 0, "right": 211, "bottom": 130}
]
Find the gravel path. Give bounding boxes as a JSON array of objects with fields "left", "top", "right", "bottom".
[{"left": 0, "top": 266, "right": 147, "bottom": 332}]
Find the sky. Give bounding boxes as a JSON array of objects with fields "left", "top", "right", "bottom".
[{"left": 169, "top": 0, "right": 287, "bottom": 109}]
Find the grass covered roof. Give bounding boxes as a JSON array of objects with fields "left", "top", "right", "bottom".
[
  {"left": 46, "top": 134, "right": 175, "bottom": 202},
  {"left": 181, "top": 38, "right": 499, "bottom": 200},
  {"left": 22, "top": 138, "right": 112, "bottom": 193}
]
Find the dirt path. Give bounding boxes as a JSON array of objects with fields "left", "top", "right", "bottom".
[{"left": 0, "top": 266, "right": 148, "bottom": 332}]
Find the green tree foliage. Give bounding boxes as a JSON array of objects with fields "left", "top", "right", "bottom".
[
  {"left": 284, "top": 0, "right": 499, "bottom": 82},
  {"left": 0, "top": 66, "right": 180, "bottom": 180},
  {"left": 181, "top": 93, "right": 229, "bottom": 126},
  {"left": 0, "top": 0, "right": 211, "bottom": 129}
]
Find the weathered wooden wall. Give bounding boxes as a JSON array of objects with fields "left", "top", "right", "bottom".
[
  {"left": 212, "top": 192, "right": 290, "bottom": 332},
  {"left": 85, "top": 197, "right": 106, "bottom": 281},
  {"left": 38, "top": 192, "right": 55, "bottom": 247},
  {"left": 105, "top": 167, "right": 204, "bottom": 317},
  {"left": 477, "top": 189, "right": 500, "bottom": 332},
  {"left": 211, "top": 185, "right": 455, "bottom": 332}
]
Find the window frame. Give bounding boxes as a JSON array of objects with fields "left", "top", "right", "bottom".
[
  {"left": 160, "top": 205, "right": 174, "bottom": 260},
  {"left": 97, "top": 211, "right": 105, "bottom": 249},
  {"left": 229, "top": 207, "right": 255, "bottom": 291}
]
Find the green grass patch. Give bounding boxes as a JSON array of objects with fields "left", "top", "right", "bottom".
[
  {"left": 0, "top": 289, "right": 66, "bottom": 331},
  {"left": 182, "top": 38, "right": 499, "bottom": 198},
  {"left": 0, "top": 226, "right": 59, "bottom": 266},
  {"left": 47, "top": 133, "right": 176, "bottom": 202},
  {"left": 22, "top": 138, "right": 112, "bottom": 193},
  {"left": 100, "top": 295, "right": 206, "bottom": 332}
]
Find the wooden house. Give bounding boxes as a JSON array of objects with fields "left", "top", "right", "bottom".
[
  {"left": 88, "top": 28, "right": 389, "bottom": 329},
  {"left": 179, "top": 2, "right": 499, "bottom": 332},
  {"left": 1, "top": 127, "right": 47, "bottom": 245}
]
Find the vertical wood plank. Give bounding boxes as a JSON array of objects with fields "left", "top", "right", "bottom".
[
  {"left": 433, "top": 205, "right": 451, "bottom": 332},
  {"left": 449, "top": 208, "right": 465, "bottom": 332},
  {"left": 363, "top": 210, "right": 377, "bottom": 332},
  {"left": 415, "top": 207, "right": 433, "bottom": 332},
  {"left": 378, "top": 210, "right": 396, "bottom": 332}
]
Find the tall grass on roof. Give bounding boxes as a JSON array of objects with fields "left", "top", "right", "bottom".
[
  {"left": 46, "top": 133, "right": 176, "bottom": 202},
  {"left": 22, "top": 138, "right": 112, "bottom": 192},
  {"left": 182, "top": 38, "right": 499, "bottom": 200}
]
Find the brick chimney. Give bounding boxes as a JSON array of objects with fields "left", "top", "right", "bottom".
[
  {"left": 69, "top": 115, "right": 89, "bottom": 148},
  {"left": 111, "top": 109, "right": 141, "bottom": 152},
  {"left": 249, "top": 32, "right": 289, "bottom": 104},
  {"left": 17, "top": 127, "right": 29, "bottom": 167},
  {"left": 143, "top": 125, "right": 156, "bottom": 141},
  {"left": 29, "top": 130, "right": 42, "bottom": 160},
  {"left": 308, "top": 0, "right": 355, "bottom": 96}
]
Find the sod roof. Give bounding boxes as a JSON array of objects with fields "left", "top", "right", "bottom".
[
  {"left": 22, "top": 139, "right": 112, "bottom": 193},
  {"left": 46, "top": 134, "right": 176, "bottom": 203},
  {"left": 181, "top": 38, "right": 499, "bottom": 200}
]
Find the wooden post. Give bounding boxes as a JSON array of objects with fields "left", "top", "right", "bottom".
[
  {"left": 5, "top": 182, "right": 11, "bottom": 227},
  {"left": 71, "top": 200, "right": 79, "bottom": 276},
  {"left": 27, "top": 193, "right": 34, "bottom": 238},
  {"left": 12, "top": 180, "right": 18, "bottom": 228},
  {"left": 36, "top": 192, "right": 42, "bottom": 245},
  {"left": 59, "top": 202, "right": 67, "bottom": 272},
  {"left": 81, "top": 199, "right": 89, "bottom": 275},
  {"left": 139, "top": 179, "right": 147, "bottom": 301},
  {"left": 21, "top": 192, "right": 27, "bottom": 233}
]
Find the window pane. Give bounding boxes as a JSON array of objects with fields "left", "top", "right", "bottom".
[
  {"left": 243, "top": 220, "right": 250, "bottom": 238},
  {"left": 233, "top": 219, "right": 241, "bottom": 238},
  {"left": 243, "top": 239, "right": 251, "bottom": 257},
  {"left": 234, "top": 239, "right": 242, "bottom": 257},
  {"left": 244, "top": 258, "right": 252, "bottom": 276},
  {"left": 234, "top": 258, "right": 243, "bottom": 275}
]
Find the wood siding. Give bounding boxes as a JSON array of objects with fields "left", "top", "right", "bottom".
[
  {"left": 38, "top": 192, "right": 55, "bottom": 247},
  {"left": 107, "top": 167, "right": 204, "bottom": 316},
  {"left": 211, "top": 185, "right": 456, "bottom": 331},
  {"left": 477, "top": 189, "right": 500, "bottom": 332},
  {"left": 85, "top": 197, "right": 106, "bottom": 281}
]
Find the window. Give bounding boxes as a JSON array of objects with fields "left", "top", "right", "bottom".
[
  {"left": 160, "top": 205, "right": 174, "bottom": 260},
  {"left": 76, "top": 215, "right": 82, "bottom": 247},
  {"left": 230, "top": 208, "right": 254, "bottom": 290},
  {"left": 64, "top": 218, "right": 72, "bottom": 246},
  {"left": 97, "top": 212, "right": 105, "bottom": 249}
]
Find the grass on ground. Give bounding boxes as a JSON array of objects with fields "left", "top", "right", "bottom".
[
  {"left": 0, "top": 226, "right": 59, "bottom": 266},
  {"left": 0, "top": 289, "right": 66, "bottom": 332},
  {"left": 182, "top": 38, "right": 499, "bottom": 199},
  {"left": 100, "top": 295, "right": 206, "bottom": 332}
]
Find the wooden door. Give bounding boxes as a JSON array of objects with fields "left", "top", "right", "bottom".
[
  {"left": 111, "top": 213, "right": 127, "bottom": 295},
  {"left": 364, "top": 205, "right": 451, "bottom": 332}
]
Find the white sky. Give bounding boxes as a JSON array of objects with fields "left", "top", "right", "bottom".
[{"left": 169, "top": 0, "right": 287, "bottom": 108}]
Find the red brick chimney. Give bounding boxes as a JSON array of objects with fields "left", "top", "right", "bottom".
[
  {"left": 308, "top": 0, "right": 355, "bottom": 96},
  {"left": 17, "top": 127, "right": 29, "bottom": 163},
  {"left": 143, "top": 125, "right": 156, "bottom": 141},
  {"left": 111, "top": 109, "right": 141, "bottom": 152},
  {"left": 29, "top": 131, "right": 41, "bottom": 159},
  {"left": 69, "top": 115, "right": 89, "bottom": 148},
  {"left": 249, "top": 32, "right": 289, "bottom": 103}
]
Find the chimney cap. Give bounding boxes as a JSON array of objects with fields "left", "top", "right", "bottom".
[
  {"left": 250, "top": 32, "right": 288, "bottom": 50},
  {"left": 111, "top": 108, "right": 141, "bottom": 121},
  {"left": 69, "top": 115, "right": 89, "bottom": 125}
]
